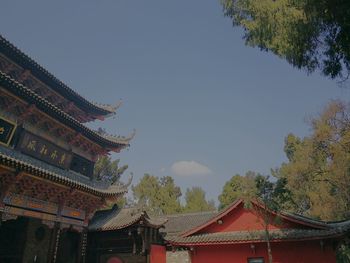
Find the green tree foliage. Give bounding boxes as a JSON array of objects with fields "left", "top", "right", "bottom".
[
  {"left": 253, "top": 175, "right": 278, "bottom": 263},
  {"left": 93, "top": 156, "right": 128, "bottom": 184},
  {"left": 183, "top": 187, "right": 216, "bottom": 213},
  {"left": 132, "top": 174, "right": 160, "bottom": 210},
  {"left": 132, "top": 174, "right": 182, "bottom": 215},
  {"left": 221, "top": 0, "right": 350, "bottom": 81},
  {"left": 219, "top": 172, "right": 289, "bottom": 263},
  {"left": 275, "top": 100, "right": 350, "bottom": 220},
  {"left": 337, "top": 242, "right": 350, "bottom": 263},
  {"left": 218, "top": 171, "right": 290, "bottom": 215},
  {"left": 218, "top": 171, "right": 259, "bottom": 209}
]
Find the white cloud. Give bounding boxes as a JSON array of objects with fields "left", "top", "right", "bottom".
[{"left": 171, "top": 161, "right": 212, "bottom": 177}]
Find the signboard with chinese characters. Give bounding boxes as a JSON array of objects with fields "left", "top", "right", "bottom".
[
  {"left": 18, "top": 131, "right": 72, "bottom": 169},
  {"left": 0, "top": 117, "right": 16, "bottom": 146}
]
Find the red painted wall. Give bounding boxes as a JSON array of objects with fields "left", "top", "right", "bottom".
[
  {"left": 198, "top": 203, "right": 309, "bottom": 234},
  {"left": 150, "top": 245, "right": 166, "bottom": 263},
  {"left": 191, "top": 241, "right": 336, "bottom": 263},
  {"left": 178, "top": 201, "right": 337, "bottom": 263}
]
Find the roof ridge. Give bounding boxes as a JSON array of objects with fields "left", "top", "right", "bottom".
[
  {"left": 166, "top": 227, "right": 343, "bottom": 245},
  {"left": 89, "top": 206, "right": 167, "bottom": 231},
  {"left": 282, "top": 211, "right": 326, "bottom": 223},
  {"left": 165, "top": 210, "right": 217, "bottom": 218}
]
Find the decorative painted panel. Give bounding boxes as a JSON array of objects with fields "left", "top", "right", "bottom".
[
  {"left": 3, "top": 194, "right": 58, "bottom": 214},
  {"left": 3, "top": 206, "right": 86, "bottom": 227},
  {"left": 70, "top": 154, "right": 94, "bottom": 178},
  {"left": 3, "top": 194, "right": 87, "bottom": 223},
  {"left": 62, "top": 206, "right": 86, "bottom": 220}
]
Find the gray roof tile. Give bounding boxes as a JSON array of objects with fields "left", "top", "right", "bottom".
[
  {"left": 160, "top": 211, "right": 217, "bottom": 237},
  {"left": 166, "top": 227, "right": 349, "bottom": 245},
  {"left": 0, "top": 145, "right": 128, "bottom": 197},
  {"left": 89, "top": 206, "right": 167, "bottom": 231}
]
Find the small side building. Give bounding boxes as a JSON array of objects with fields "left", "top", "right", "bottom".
[
  {"left": 88, "top": 206, "right": 167, "bottom": 263},
  {"left": 162, "top": 199, "right": 350, "bottom": 263}
]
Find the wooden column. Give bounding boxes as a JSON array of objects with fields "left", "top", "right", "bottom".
[
  {"left": 77, "top": 229, "right": 88, "bottom": 263},
  {"left": 48, "top": 199, "right": 65, "bottom": 263},
  {"left": 140, "top": 227, "right": 146, "bottom": 255},
  {"left": 150, "top": 227, "right": 153, "bottom": 244},
  {"left": 144, "top": 227, "right": 149, "bottom": 253},
  {"left": 132, "top": 231, "right": 137, "bottom": 255},
  {"left": 48, "top": 223, "right": 61, "bottom": 263}
]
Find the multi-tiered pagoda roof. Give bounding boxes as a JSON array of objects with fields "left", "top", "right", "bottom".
[
  {"left": 0, "top": 34, "right": 133, "bottom": 234},
  {"left": 0, "top": 35, "right": 118, "bottom": 122},
  {"left": 0, "top": 71, "right": 134, "bottom": 152}
]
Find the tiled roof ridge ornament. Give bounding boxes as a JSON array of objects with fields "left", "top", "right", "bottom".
[
  {"left": 107, "top": 175, "right": 132, "bottom": 194},
  {"left": 131, "top": 202, "right": 145, "bottom": 214}
]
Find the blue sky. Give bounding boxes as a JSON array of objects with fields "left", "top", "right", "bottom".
[{"left": 1, "top": 1, "right": 349, "bottom": 204}]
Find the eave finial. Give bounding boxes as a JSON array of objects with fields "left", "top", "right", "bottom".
[
  {"left": 112, "top": 100, "right": 123, "bottom": 111},
  {"left": 92, "top": 99, "right": 123, "bottom": 117},
  {"left": 110, "top": 173, "right": 133, "bottom": 187},
  {"left": 127, "top": 129, "right": 136, "bottom": 141},
  {"left": 125, "top": 174, "right": 133, "bottom": 187},
  {"left": 100, "top": 129, "right": 136, "bottom": 147}
]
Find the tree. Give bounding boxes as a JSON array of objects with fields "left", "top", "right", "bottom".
[
  {"left": 218, "top": 171, "right": 259, "bottom": 209},
  {"left": 132, "top": 174, "right": 182, "bottom": 215},
  {"left": 274, "top": 100, "right": 350, "bottom": 220},
  {"left": 158, "top": 176, "right": 183, "bottom": 214},
  {"left": 94, "top": 156, "right": 128, "bottom": 184},
  {"left": 183, "top": 187, "right": 216, "bottom": 213},
  {"left": 132, "top": 174, "right": 160, "bottom": 212},
  {"left": 219, "top": 172, "right": 287, "bottom": 263},
  {"left": 252, "top": 175, "right": 283, "bottom": 263},
  {"left": 221, "top": 0, "right": 350, "bottom": 81}
]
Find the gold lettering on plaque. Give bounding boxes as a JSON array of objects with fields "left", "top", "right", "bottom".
[
  {"left": 59, "top": 153, "right": 66, "bottom": 164},
  {"left": 40, "top": 145, "right": 48, "bottom": 155},
  {"left": 27, "top": 140, "right": 37, "bottom": 151},
  {"left": 50, "top": 150, "right": 58, "bottom": 160}
]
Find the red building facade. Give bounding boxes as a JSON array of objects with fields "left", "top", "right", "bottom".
[{"left": 163, "top": 200, "right": 350, "bottom": 263}]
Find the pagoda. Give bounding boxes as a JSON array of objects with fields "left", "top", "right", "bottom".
[{"left": 0, "top": 34, "right": 133, "bottom": 263}]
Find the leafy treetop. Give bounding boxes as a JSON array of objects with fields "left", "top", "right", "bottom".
[
  {"left": 221, "top": 0, "right": 350, "bottom": 82},
  {"left": 274, "top": 100, "right": 350, "bottom": 220}
]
